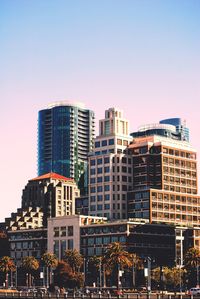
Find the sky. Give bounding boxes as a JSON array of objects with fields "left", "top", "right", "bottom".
[{"left": 0, "top": 0, "right": 200, "bottom": 222}]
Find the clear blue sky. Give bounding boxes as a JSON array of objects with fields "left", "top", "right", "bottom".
[{"left": 0, "top": 0, "right": 200, "bottom": 221}]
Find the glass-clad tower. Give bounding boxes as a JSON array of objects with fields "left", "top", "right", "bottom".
[
  {"left": 159, "top": 118, "right": 189, "bottom": 142},
  {"left": 38, "top": 101, "right": 95, "bottom": 194}
]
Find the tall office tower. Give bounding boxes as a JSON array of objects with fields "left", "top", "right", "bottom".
[
  {"left": 128, "top": 122, "right": 199, "bottom": 228},
  {"left": 38, "top": 101, "right": 95, "bottom": 195},
  {"left": 22, "top": 172, "right": 80, "bottom": 226},
  {"left": 160, "top": 118, "right": 190, "bottom": 142},
  {"left": 88, "top": 108, "right": 132, "bottom": 220}
]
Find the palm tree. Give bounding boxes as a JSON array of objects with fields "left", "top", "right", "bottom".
[
  {"left": 104, "top": 242, "right": 132, "bottom": 289},
  {"left": 184, "top": 248, "right": 200, "bottom": 287},
  {"left": 22, "top": 256, "right": 39, "bottom": 287},
  {"left": 41, "top": 252, "right": 58, "bottom": 287},
  {"left": 64, "top": 249, "right": 83, "bottom": 273},
  {"left": 130, "top": 253, "right": 142, "bottom": 289},
  {"left": 0, "top": 256, "right": 16, "bottom": 289}
]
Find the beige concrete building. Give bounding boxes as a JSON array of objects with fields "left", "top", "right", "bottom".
[
  {"left": 22, "top": 172, "right": 80, "bottom": 225},
  {"left": 47, "top": 215, "right": 106, "bottom": 259},
  {"left": 88, "top": 108, "right": 132, "bottom": 220}
]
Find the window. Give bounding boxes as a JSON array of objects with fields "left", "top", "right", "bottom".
[
  {"left": 53, "top": 240, "right": 59, "bottom": 257},
  {"left": 97, "top": 168, "right": 102, "bottom": 174},
  {"left": 90, "top": 159, "right": 95, "bottom": 166},
  {"left": 54, "top": 227, "right": 59, "bottom": 237},
  {"left": 90, "top": 196, "right": 96, "bottom": 202},
  {"left": 90, "top": 187, "right": 96, "bottom": 193},
  {"left": 105, "top": 194, "right": 110, "bottom": 201},
  {"left": 97, "top": 158, "right": 102, "bottom": 165},
  {"left": 104, "top": 185, "right": 110, "bottom": 191},
  {"left": 95, "top": 141, "right": 100, "bottom": 148},
  {"left": 60, "top": 226, "right": 66, "bottom": 237},
  {"left": 122, "top": 166, "right": 127, "bottom": 173},
  {"left": 122, "top": 157, "right": 127, "bottom": 163},
  {"left": 68, "top": 239, "right": 73, "bottom": 250},
  {"left": 90, "top": 205, "right": 96, "bottom": 211},
  {"left": 109, "top": 139, "right": 114, "bottom": 145},
  {"left": 104, "top": 204, "right": 110, "bottom": 210},
  {"left": 90, "top": 178, "right": 96, "bottom": 184},
  {"left": 97, "top": 195, "right": 103, "bottom": 201},
  {"left": 97, "top": 186, "right": 103, "bottom": 192},
  {"left": 97, "top": 177, "right": 103, "bottom": 183},
  {"left": 68, "top": 226, "right": 73, "bottom": 236},
  {"left": 90, "top": 169, "right": 95, "bottom": 175},
  {"left": 102, "top": 140, "right": 107, "bottom": 146},
  {"left": 104, "top": 176, "right": 110, "bottom": 182},
  {"left": 117, "top": 139, "right": 122, "bottom": 145},
  {"left": 104, "top": 166, "right": 110, "bottom": 173},
  {"left": 61, "top": 240, "right": 66, "bottom": 258},
  {"left": 104, "top": 157, "right": 110, "bottom": 164},
  {"left": 97, "top": 204, "right": 103, "bottom": 210}
]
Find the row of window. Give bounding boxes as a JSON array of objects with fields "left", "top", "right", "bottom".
[
  {"left": 95, "top": 139, "right": 114, "bottom": 148},
  {"left": 90, "top": 193, "right": 127, "bottom": 202},
  {"left": 163, "top": 184, "right": 196, "bottom": 193},
  {"left": 162, "top": 148, "right": 196, "bottom": 159},
  {"left": 53, "top": 239, "right": 74, "bottom": 258},
  {"left": 90, "top": 167, "right": 110, "bottom": 175},
  {"left": 90, "top": 204, "right": 110, "bottom": 211},
  {"left": 152, "top": 203, "right": 200, "bottom": 213},
  {"left": 90, "top": 185, "right": 128, "bottom": 193},
  {"left": 53, "top": 226, "right": 73, "bottom": 237},
  {"left": 163, "top": 157, "right": 196, "bottom": 169},
  {"left": 152, "top": 212, "right": 198, "bottom": 222},
  {"left": 81, "top": 235, "right": 126, "bottom": 246},
  {"left": 152, "top": 192, "right": 200, "bottom": 204},
  {"left": 81, "top": 224, "right": 127, "bottom": 235},
  {"left": 91, "top": 194, "right": 110, "bottom": 201},
  {"left": 90, "top": 176, "right": 110, "bottom": 183}
]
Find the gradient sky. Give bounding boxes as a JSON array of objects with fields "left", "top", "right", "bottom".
[{"left": 0, "top": 0, "right": 200, "bottom": 221}]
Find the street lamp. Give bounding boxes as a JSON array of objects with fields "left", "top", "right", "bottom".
[
  {"left": 144, "top": 257, "right": 152, "bottom": 293},
  {"left": 197, "top": 263, "right": 199, "bottom": 288}
]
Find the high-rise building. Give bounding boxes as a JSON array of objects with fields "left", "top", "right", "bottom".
[
  {"left": 22, "top": 172, "right": 80, "bottom": 226},
  {"left": 38, "top": 101, "right": 95, "bottom": 194},
  {"left": 128, "top": 122, "right": 199, "bottom": 228},
  {"left": 88, "top": 108, "right": 132, "bottom": 220},
  {"left": 159, "top": 118, "right": 189, "bottom": 142}
]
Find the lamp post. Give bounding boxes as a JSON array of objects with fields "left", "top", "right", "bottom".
[
  {"left": 197, "top": 264, "right": 199, "bottom": 288},
  {"left": 147, "top": 257, "right": 151, "bottom": 293}
]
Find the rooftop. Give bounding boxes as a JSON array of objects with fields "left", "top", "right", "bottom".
[{"left": 30, "top": 172, "right": 74, "bottom": 182}]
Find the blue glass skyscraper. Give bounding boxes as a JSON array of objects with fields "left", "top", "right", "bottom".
[
  {"left": 38, "top": 101, "right": 95, "bottom": 194},
  {"left": 159, "top": 118, "right": 189, "bottom": 142}
]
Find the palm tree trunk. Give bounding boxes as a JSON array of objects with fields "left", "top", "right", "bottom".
[
  {"left": 5, "top": 272, "right": 8, "bottom": 289},
  {"left": 117, "top": 263, "right": 120, "bottom": 290},
  {"left": 29, "top": 273, "right": 32, "bottom": 287}
]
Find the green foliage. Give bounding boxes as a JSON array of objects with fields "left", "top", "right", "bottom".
[
  {"left": 0, "top": 256, "right": 15, "bottom": 273},
  {"left": 64, "top": 249, "right": 83, "bottom": 273},
  {"left": 54, "top": 260, "right": 84, "bottom": 289},
  {"left": 41, "top": 252, "right": 58, "bottom": 268},
  {"left": 22, "top": 256, "right": 39, "bottom": 273}
]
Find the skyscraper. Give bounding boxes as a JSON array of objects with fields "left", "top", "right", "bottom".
[
  {"left": 159, "top": 118, "right": 189, "bottom": 142},
  {"left": 128, "top": 122, "right": 199, "bottom": 227},
  {"left": 38, "top": 101, "right": 95, "bottom": 194},
  {"left": 88, "top": 108, "right": 132, "bottom": 220}
]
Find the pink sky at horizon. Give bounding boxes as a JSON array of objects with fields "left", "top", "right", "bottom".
[{"left": 0, "top": 0, "right": 200, "bottom": 222}]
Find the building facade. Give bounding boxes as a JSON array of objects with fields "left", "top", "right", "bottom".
[
  {"left": 128, "top": 125, "right": 199, "bottom": 229},
  {"left": 160, "top": 118, "right": 190, "bottom": 142},
  {"left": 38, "top": 101, "right": 95, "bottom": 194},
  {"left": 47, "top": 215, "right": 106, "bottom": 260},
  {"left": 88, "top": 108, "right": 132, "bottom": 220},
  {"left": 22, "top": 172, "right": 79, "bottom": 226}
]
